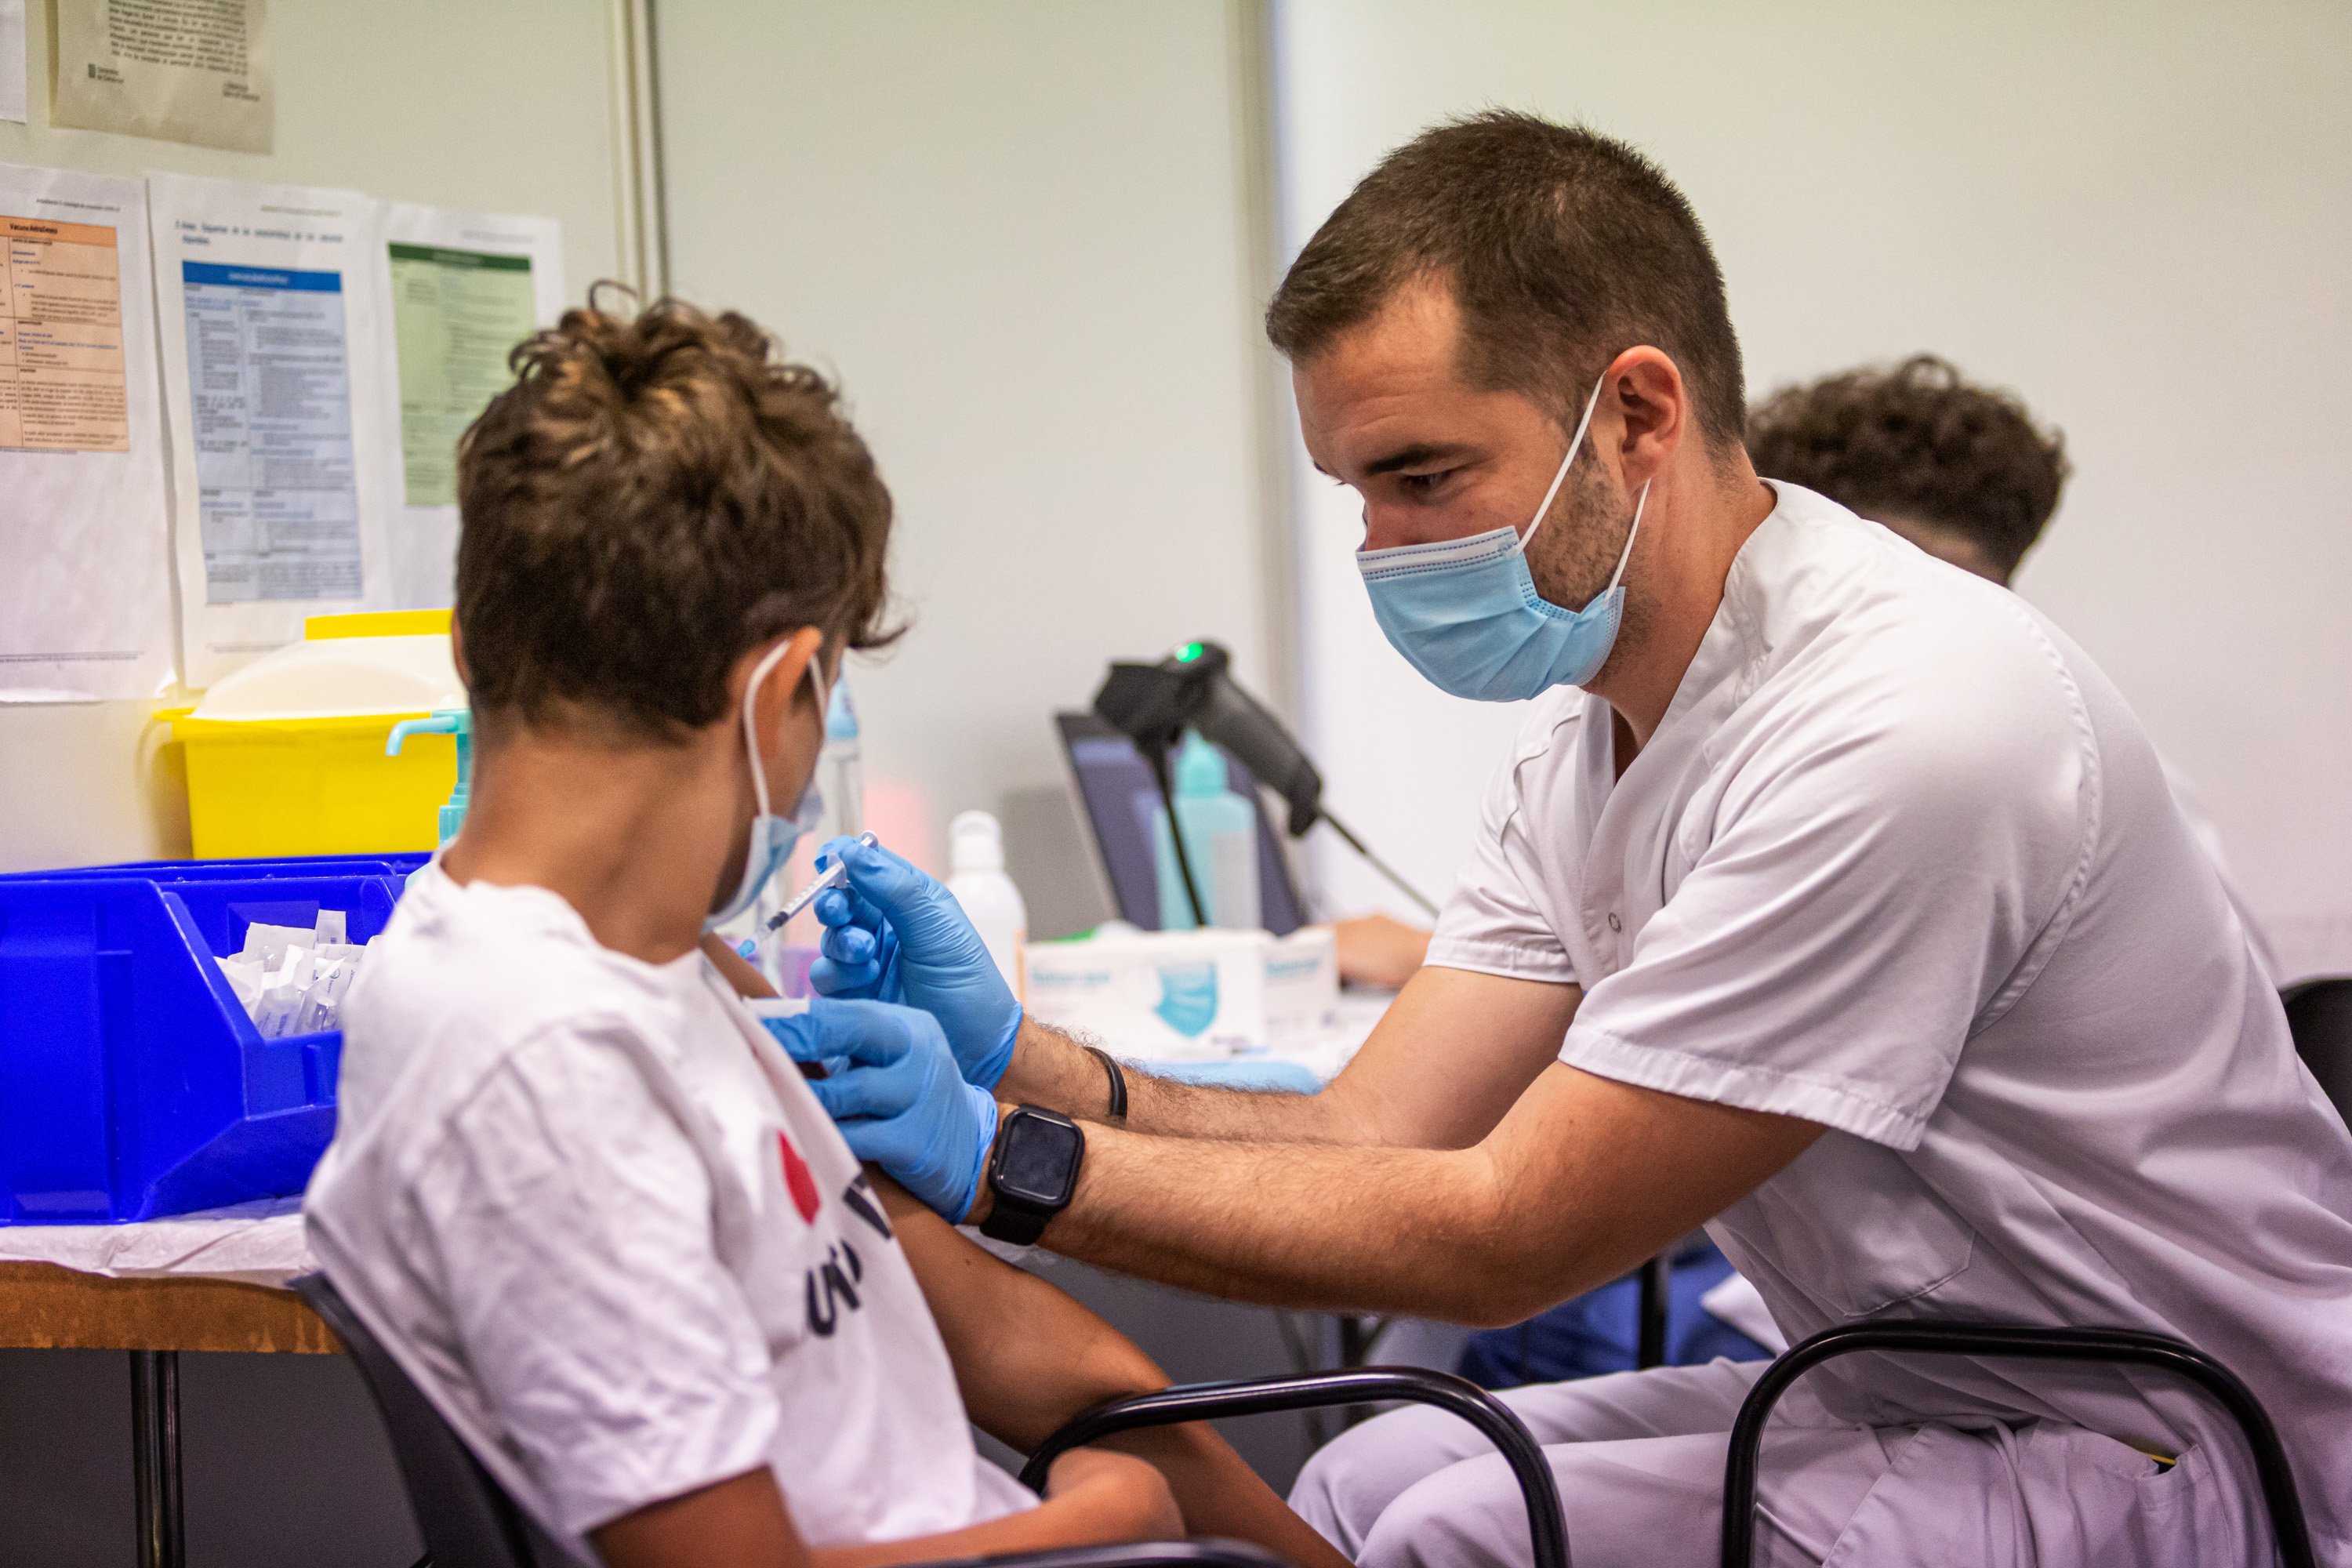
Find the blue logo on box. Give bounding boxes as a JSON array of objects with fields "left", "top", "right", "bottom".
[{"left": 1153, "top": 961, "right": 1219, "bottom": 1038}]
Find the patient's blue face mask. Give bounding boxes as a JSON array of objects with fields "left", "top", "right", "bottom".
[
  {"left": 706, "top": 644, "right": 829, "bottom": 932},
  {"left": 1356, "top": 374, "right": 1650, "bottom": 702}
]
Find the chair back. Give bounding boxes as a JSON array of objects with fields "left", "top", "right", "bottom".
[
  {"left": 2284, "top": 978, "right": 2352, "bottom": 1127},
  {"left": 293, "top": 1272, "right": 554, "bottom": 1568},
  {"left": 1720, "top": 1322, "right": 2317, "bottom": 1568}
]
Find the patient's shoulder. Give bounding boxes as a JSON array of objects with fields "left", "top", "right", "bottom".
[{"left": 334, "top": 867, "right": 688, "bottom": 1131}]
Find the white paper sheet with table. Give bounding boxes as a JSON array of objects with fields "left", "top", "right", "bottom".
[
  {"left": 147, "top": 171, "right": 398, "bottom": 688},
  {"left": 379, "top": 201, "right": 564, "bottom": 608},
  {"left": 0, "top": 162, "right": 176, "bottom": 701},
  {"left": 0, "top": 1196, "right": 311, "bottom": 1288}
]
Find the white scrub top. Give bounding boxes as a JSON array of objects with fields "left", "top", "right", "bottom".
[
  {"left": 1428, "top": 483, "right": 2352, "bottom": 1556},
  {"left": 307, "top": 867, "right": 1033, "bottom": 1563}
]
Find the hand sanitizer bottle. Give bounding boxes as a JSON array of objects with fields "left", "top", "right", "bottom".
[
  {"left": 1153, "top": 730, "right": 1261, "bottom": 931},
  {"left": 947, "top": 810, "right": 1027, "bottom": 1000}
]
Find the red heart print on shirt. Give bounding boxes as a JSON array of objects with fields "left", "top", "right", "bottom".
[{"left": 777, "top": 1131, "right": 820, "bottom": 1223}]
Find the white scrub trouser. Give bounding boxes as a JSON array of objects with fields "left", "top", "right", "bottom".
[{"left": 1287, "top": 1359, "right": 2239, "bottom": 1568}]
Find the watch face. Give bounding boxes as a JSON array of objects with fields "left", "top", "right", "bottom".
[{"left": 996, "top": 1113, "right": 1083, "bottom": 1206}]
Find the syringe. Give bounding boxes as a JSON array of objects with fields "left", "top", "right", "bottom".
[{"left": 764, "top": 831, "right": 879, "bottom": 934}]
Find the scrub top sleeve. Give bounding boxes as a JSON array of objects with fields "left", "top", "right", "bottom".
[
  {"left": 1565, "top": 676, "right": 2092, "bottom": 1149},
  {"left": 1425, "top": 736, "right": 1577, "bottom": 985},
  {"left": 412, "top": 1023, "right": 782, "bottom": 1541}
]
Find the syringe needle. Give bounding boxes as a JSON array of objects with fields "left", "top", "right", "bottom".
[{"left": 764, "top": 831, "right": 879, "bottom": 933}]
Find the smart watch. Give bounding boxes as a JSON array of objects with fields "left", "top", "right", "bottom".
[{"left": 979, "top": 1105, "right": 1084, "bottom": 1246}]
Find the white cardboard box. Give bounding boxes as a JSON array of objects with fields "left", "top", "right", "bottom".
[{"left": 1023, "top": 925, "right": 1338, "bottom": 1060}]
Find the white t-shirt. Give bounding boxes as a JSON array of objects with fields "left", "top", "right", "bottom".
[
  {"left": 305, "top": 867, "right": 1033, "bottom": 1563},
  {"left": 1430, "top": 483, "right": 2352, "bottom": 1553}
]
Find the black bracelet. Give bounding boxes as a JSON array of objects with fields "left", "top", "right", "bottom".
[{"left": 1083, "top": 1045, "right": 1128, "bottom": 1122}]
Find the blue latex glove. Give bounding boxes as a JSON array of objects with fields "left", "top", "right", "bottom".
[
  {"left": 806, "top": 835, "right": 1022, "bottom": 1089},
  {"left": 764, "top": 996, "right": 998, "bottom": 1223}
]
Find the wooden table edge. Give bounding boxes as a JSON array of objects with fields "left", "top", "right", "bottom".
[{"left": 0, "top": 1261, "right": 341, "bottom": 1354}]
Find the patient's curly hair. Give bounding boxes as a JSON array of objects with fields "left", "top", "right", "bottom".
[
  {"left": 1746, "top": 355, "right": 2069, "bottom": 579},
  {"left": 456, "top": 285, "right": 899, "bottom": 738}
]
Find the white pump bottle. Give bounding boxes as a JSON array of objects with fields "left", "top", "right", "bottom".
[{"left": 946, "top": 809, "right": 1028, "bottom": 1002}]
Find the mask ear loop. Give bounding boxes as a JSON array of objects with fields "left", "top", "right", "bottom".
[
  {"left": 1519, "top": 372, "right": 1612, "bottom": 554},
  {"left": 1605, "top": 480, "right": 1651, "bottom": 594},
  {"left": 739, "top": 639, "right": 799, "bottom": 822}
]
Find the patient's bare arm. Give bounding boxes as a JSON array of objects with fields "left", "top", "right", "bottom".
[
  {"left": 593, "top": 1445, "right": 1181, "bottom": 1568},
  {"left": 877, "top": 1178, "right": 1352, "bottom": 1568}
]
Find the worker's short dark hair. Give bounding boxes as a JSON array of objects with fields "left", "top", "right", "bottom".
[
  {"left": 1265, "top": 111, "right": 1748, "bottom": 452},
  {"left": 1745, "top": 354, "right": 2070, "bottom": 579},
  {"left": 455, "top": 288, "right": 898, "bottom": 739}
]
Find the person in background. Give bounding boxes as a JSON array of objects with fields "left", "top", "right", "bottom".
[
  {"left": 1746, "top": 354, "right": 2278, "bottom": 976},
  {"left": 1331, "top": 911, "right": 1431, "bottom": 989}
]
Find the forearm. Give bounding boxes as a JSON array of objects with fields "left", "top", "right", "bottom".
[
  {"left": 1000, "top": 967, "right": 1582, "bottom": 1153},
  {"left": 999, "top": 1017, "right": 1373, "bottom": 1144},
  {"left": 1029, "top": 1127, "right": 1578, "bottom": 1325},
  {"left": 809, "top": 1465, "right": 1172, "bottom": 1568},
  {"left": 1025, "top": 1065, "right": 1824, "bottom": 1325},
  {"left": 1098, "top": 1425, "right": 1351, "bottom": 1568}
]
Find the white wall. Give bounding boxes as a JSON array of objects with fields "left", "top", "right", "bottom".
[
  {"left": 655, "top": 1, "right": 1281, "bottom": 921},
  {"left": 1276, "top": 0, "right": 2352, "bottom": 979},
  {"left": 0, "top": 0, "right": 630, "bottom": 873}
]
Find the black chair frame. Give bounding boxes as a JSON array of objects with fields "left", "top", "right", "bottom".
[
  {"left": 1719, "top": 1322, "right": 2318, "bottom": 1568},
  {"left": 1020, "top": 1367, "right": 1569, "bottom": 1568},
  {"left": 299, "top": 1275, "right": 1568, "bottom": 1568}
]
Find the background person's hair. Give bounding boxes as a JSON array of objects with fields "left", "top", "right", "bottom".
[
  {"left": 1745, "top": 354, "right": 2070, "bottom": 579},
  {"left": 1265, "top": 110, "right": 1748, "bottom": 451},
  {"left": 456, "top": 287, "right": 898, "bottom": 739}
]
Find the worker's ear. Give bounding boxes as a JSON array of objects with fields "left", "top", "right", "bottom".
[{"left": 1602, "top": 346, "right": 1688, "bottom": 492}]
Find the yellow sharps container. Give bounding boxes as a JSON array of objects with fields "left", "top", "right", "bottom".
[{"left": 166, "top": 610, "right": 463, "bottom": 858}]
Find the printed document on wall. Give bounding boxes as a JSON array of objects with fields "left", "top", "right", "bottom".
[
  {"left": 380, "top": 202, "right": 563, "bottom": 608},
  {"left": 148, "top": 172, "right": 396, "bottom": 688},
  {"left": 0, "top": 162, "right": 175, "bottom": 701},
  {"left": 50, "top": 0, "right": 270, "bottom": 151}
]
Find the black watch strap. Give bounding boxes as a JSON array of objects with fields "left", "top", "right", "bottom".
[{"left": 979, "top": 1193, "right": 1053, "bottom": 1247}]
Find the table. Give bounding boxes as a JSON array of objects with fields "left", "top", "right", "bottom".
[{"left": 0, "top": 1260, "right": 336, "bottom": 1568}]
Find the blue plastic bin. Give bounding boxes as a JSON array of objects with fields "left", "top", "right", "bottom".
[{"left": 0, "top": 857, "right": 411, "bottom": 1225}]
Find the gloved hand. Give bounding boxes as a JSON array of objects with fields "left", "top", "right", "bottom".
[
  {"left": 805, "top": 835, "right": 1022, "bottom": 1089},
  {"left": 764, "top": 996, "right": 998, "bottom": 1224}
]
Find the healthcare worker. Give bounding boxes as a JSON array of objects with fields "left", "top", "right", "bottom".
[
  {"left": 1745, "top": 353, "right": 2282, "bottom": 979},
  {"left": 787, "top": 112, "right": 2352, "bottom": 1566}
]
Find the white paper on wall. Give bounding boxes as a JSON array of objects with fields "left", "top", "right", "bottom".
[
  {"left": 147, "top": 171, "right": 397, "bottom": 688},
  {"left": 0, "top": 0, "right": 27, "bottom": 125},
  {"left": 378, "top": 202, "right": 564, "bottom": 608},
  {"left": 0, "top": 162, "right": 176, "bottom": 702}
]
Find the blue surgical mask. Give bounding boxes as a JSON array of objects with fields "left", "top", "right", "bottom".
[
  {"left": 1356, "top": 374, "right": 1649, "bottom": 702},
  {"left": 706, "top": 644, "right": 829, "bottom": 932}
]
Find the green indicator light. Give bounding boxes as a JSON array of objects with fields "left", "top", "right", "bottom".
[{"left": 1177, "top": 641, "right": 1203, "bottom": 662}]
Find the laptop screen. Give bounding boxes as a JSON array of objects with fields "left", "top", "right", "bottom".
[{"left": 1055, "top": 712, "right": 1304, "bottom": 936}]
